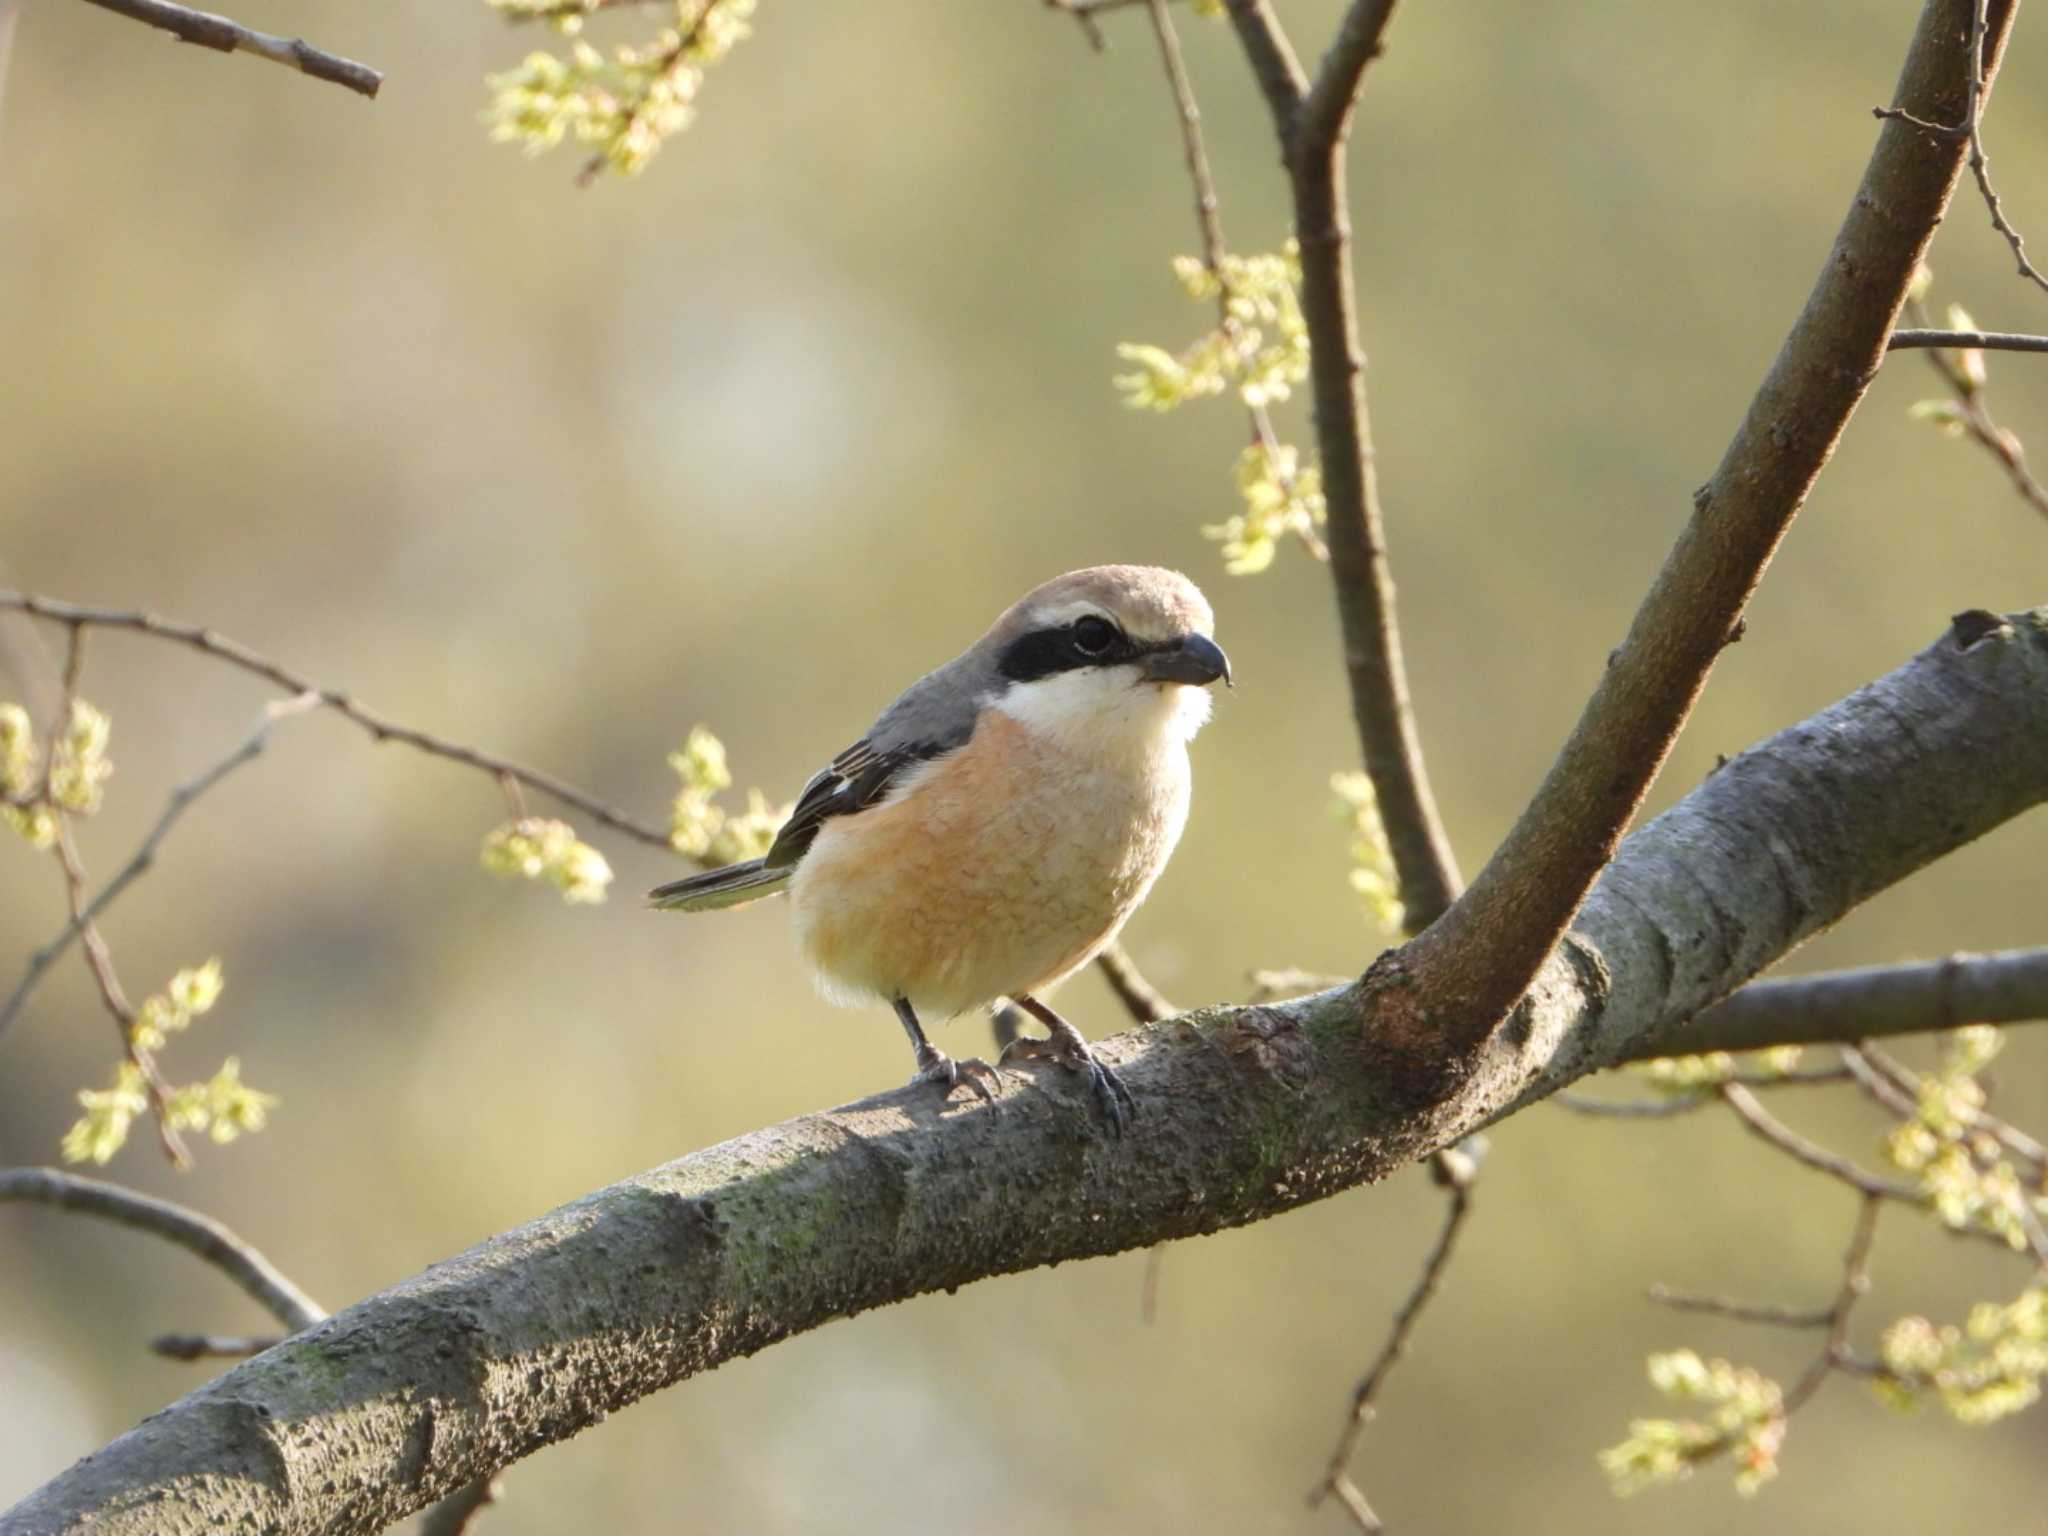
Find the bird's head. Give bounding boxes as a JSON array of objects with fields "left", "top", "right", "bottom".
[{"left": 980, "top": 566, "right": 1230, "bottom": 749}]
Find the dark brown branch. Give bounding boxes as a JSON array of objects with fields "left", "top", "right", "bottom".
[
  {"left": 1219, "top": 0, "right": 1463, "bottom": 929},
  {"left": 1890, "top": 327, "right": 2048, "bottom": 352},
  {"left": 1093, "top": 943, "right": 1174, "bottom": 1024},
  {"left": 0, "top": 592, "right": 673, "bottom": 852},
  {"left": 1219, "top": 0, "right": 1307, "bottom": 142},
  {"left": 1682, "top": 946, "right": 2048, "bottom": 1057},
  {"left": 1393, "top": 0, "right": 2021, "bottom": 1068},
  {"left": 0, "top": 692, "right": 316, "bottom": 1044},
  {"left": 1309, "top": 1154, "right": 1476, "bottom": 1532},
  {"left": 0, "top": 1168, "right": 322, "bottom": 1330},
  {"left": 1296, "top": 1, "right": 1397, "bottom": 157},
  {"left": 75, "top": 0, "right": 380, "bottom": 98}
]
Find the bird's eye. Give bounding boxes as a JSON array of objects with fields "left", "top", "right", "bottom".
[{"left": 1070, "top": 615, "right": 1118, "bottom": 657}]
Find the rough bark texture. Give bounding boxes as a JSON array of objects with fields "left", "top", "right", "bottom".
[
  {"left": 7, "top": 608, "right": 2047, "bottom": 1536},
  {"left": 1398, "top": 0, "right": 2021, "bottom": 1053}
]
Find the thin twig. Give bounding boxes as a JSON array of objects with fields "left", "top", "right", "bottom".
[
  {"left": 574, "top": 0, "right": 727, "bottom": 187},
  {"left": 1720, "top": 1083, "right": 1919, "bottom": 1201},
  {"left": 1246, "top": 968, "right": 1349, "bottom": 1003},
  {"left": 1899, "top": 295, "right": 2048, "bottom": 520},
  {"left": 1856, "top": 1039, "right": 2048, "bottom": 1176},
  {"left": 0, "top": 692, "right": 317, "bottom": 1044},
  {"left": 1093, "top": 942, "right": 1174, "bottom": 1024},
  {"left": 1646, "top": 1285, "right": 1835, "bottom": 1329},
  {"left": 1891, "top": 327, "right": 2048, "bottom": 352},
  {"left": 1555, "top": 1064, "right": 1852, "bottom": 1119},
  {"left": 150, "top": 1332, "right": 284, "bottom": 1361},
  {"left": 418, "top": 1476, "right": 506, "bottom": 1536},
  {"left": 50, "top": 818, "right": 191, "bottom": 1168},
  {"left": 75, "top": 0, "right": 381, "bottom": 98},
  {"left": 1140, "top": 0, "right": 1327, "bottom": 560},
  {"left": 26, "top": 636, "right": 191, "bottom": 1167},
  {"left": 0, "top": 592, "right": 672, "bottom": 851},
  {"left": 1309, "top": 1165, "right": 1476, "bottom": 1530},
  {"left": 1781, "top": 1194, "right": 1882, "bottom": 1413},
  {"left": 0, "top": 1168, "right": 322, "bottom": 1329},
  {"left": 1139, "top": 1241, "right": 1166, "bottom": 1324},
  {"left": 1876, "top": 0, "right": 2045, "bottom": 297}
]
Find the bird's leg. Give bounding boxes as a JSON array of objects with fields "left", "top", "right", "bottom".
[
  {"left": 894, "top": 997, "right": 1003, "bottom": 1107},
  {"left": 1002, "top": 994, "right": 1136, "bottom": 1136}
]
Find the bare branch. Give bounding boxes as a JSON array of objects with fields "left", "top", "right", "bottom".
[
  {"left": 0, "top": 1168, "right": 322, "bottom": 1330},
  {"left": 1682, "top": 946, "right": 2048, "bottom": 1057},
  {"left": 1219, "top": 0, "right": 1463, "bottom": 929},
  {"left": 1554, "top": 1065, "right": 1853, "bottom": 1119},
  {"left": 1646, "top": 1286, "right": 1835, "bottom": 1329},
  {"left": 0, "top": 592, "right": 673, "bottom": 852},
  {"left": 1219, "top": 0, "right": 1306, "bottom": 142},
  {"left": 1093, "top": 942, "right": 1174, "bottom": 1025},
  {"left": 75, "top": 0, "right": 381, "bottom": 99},
  {"left": 1897, "top": 296, "right": 2048, "bottom": 520},
  {"left": 1891, "top": 327, "right": 2048, "bottom": 353},
  {"left": 0, "top": 692, "right": 316, "bottom": 1044},
  {"left": 1392, "top": 0, "right": 2022, "bottom": 1074},
  {"left": 1782, "top": 1194, "right": 1883, "bottom": 1414},
  {"left": 1310, "top": 1154, "right": 1476, "bottom": 1530},
  {"left": 1296, "top": 1, "right": 1397, "bottom": 157},
  {"left": 150, "top": 1332, "right": 284, "bottom": 1361},
  {"left": 1720, "top": 1084, "right": 1920, "bottom": 1202}
]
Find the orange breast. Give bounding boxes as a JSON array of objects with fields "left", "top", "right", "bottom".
[{"left": 787, "top": 708, "right": 1187, "bottom": 1018}]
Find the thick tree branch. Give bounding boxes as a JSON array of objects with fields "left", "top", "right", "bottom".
[
  {"left": 76, "top": 0, "right": 381, "bottom": 98},
  {"left": 7, "top": 606, "right": 2045, "bottom": 1536},
  {"left": 1393, "top": 0, "right": 2021, "bottom": 1070},
  {"left": 1684, "top": 946, "right": 2048, "bottom": 1056}
]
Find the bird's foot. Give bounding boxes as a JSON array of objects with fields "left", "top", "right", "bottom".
[
  {"left": 1000, "top": 1032, "right": 1136, "bottom": 1137},
  {"left": 912, "top": 1046, "right": 1005, "bottom": 1108}
]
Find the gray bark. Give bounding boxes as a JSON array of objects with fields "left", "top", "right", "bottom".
[{"left": 6, "top": 606, "right": 2046, "bottom": 1536}]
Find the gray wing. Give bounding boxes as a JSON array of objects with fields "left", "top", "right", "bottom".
[{"left": 759, "top": 658, "right": 987, "bottom": 871}]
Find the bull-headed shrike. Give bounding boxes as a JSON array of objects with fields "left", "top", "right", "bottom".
[{"left": 651, "top": 565, "right": 1229, "bottom": 1133}]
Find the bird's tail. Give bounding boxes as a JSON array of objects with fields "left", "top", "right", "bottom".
[{"left": 648, "top": 858, "right": 792, "bottom": 913}]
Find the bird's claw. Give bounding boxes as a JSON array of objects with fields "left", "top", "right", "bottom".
[
  {"left": 1000, "top": 1034, "right": 1137, "bottom": 1138},
  {"left": 913, "top": 1048, "right": 1005, "bottom": 1108}
]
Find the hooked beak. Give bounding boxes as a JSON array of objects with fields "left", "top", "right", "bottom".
[{"left": 1140, "top": 633, "right": 1232, "bottom": 689}]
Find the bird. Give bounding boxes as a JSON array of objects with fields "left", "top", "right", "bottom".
[{"left": 649, "top": 565, "right": 1230, "bottom": 1134}]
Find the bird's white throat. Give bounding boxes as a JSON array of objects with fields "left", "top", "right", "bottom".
[{"left": 991, "top": 666, "right": 1213, "bottom": 760}]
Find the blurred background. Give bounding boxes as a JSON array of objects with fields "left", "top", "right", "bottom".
[{"left": 4, "top": 0, "right": 2048, "bottom": 1529}]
